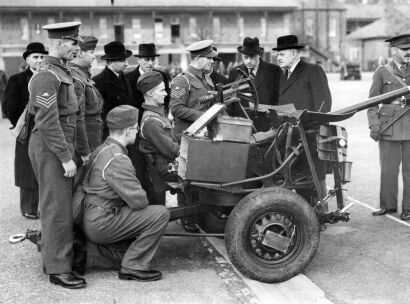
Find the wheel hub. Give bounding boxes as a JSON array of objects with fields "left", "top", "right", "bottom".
[{"left": 249, "top": 212, "right": 296, "bottom": 260}]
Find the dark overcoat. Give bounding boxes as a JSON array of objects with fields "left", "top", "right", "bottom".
[
  {"left": 228, "top": 60, "right": 282, "bottom": 105},
  {"left": 92, "top": 67, "right": 136, "bottom": 138},
  {"left": 125, "top": 67, "right": 171, "bottom": 112},
  {"left": 3, "top": 68, "right": 37, "bottom": 189},
  {"left": 278, "top": 60, "right": 332, "bottom": 112}
]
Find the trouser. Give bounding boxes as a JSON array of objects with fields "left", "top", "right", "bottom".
[
  {"left": 20, "top": 187, "right": 39, "bottom": 215},
  {"left": 29, "top": 131, "right": 74, "bottom": 274},
  {"left": 379, "top": 140, "right": 410, "bottom": 211},
  {"left": 83, "top": 204, "right": 169, "bottom": 271}
]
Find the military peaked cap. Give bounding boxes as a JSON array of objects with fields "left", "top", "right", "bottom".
[
  {"left": 385, "top": 34, "right": 410, "bottom": 48},
  {"left": 186, "top": 40, "right": 218, "bottom": 58},
  {"left": 43, "top": 22, "right": 83, "bottom": 42}
]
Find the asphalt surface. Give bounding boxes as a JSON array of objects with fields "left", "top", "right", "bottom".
[{"left": 1, "top": 72, "right": 410, "bottom": 304}]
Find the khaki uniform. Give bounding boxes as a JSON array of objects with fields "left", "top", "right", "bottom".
[
  {"left": 83, "top": 137, "right": 169, "bottom": 271},
  {"left": 367, "top": 61, "right": 410, "bottom": 211},
  {"left": 28, "top": 56, "right": 87, "bottom": 274},
  {"left": 169, "top": 66, "right": 213, "bottom": 137},
  {"left": 68, "top": 62, "right": 104, "bottom": 152}
]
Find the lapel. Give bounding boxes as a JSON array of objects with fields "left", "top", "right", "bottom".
[
  {"left": 389, "top": 61, "right": 403, "bottom": 78},
  {"left": 24, "top": 68, "right": 33, "bottom": 84},
  {"left": 104, "top": 67, "right": 128, "bottom": 92},
  {"left": 280, "top": 60, "right": 304, "bottom": 94},
  {"left": 253, "top": 60, "right": 268, "bottom": 88}
]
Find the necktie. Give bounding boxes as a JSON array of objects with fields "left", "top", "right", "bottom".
[
  {"left": 287, "top": 69, "right": 291, "bottom": 80},
  {"left": 203, "top": 73, "right": 214, "bottom": 88},
  {"left": 400, "top": 64, "right": 407, "bottom": 73},
  {"left": 249, "top": 68, "right": 255, "bottom": 80}
]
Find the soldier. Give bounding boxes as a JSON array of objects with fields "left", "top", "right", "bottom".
[
  {"left": 3, "top": 42, "right": 48, "bottom": 219},
  {"left": 207, "top": 46, "right": 229, "bottom": 87},
  {"left": 126, "top": 43, "right": 170, "bottom": 112},
  {"left": 28, "top": 22, "right": 87, "bottom": 288},
  {"left": 68, "top": 36, "right": 104, "bottom": 152},
  {"left": 170, "top": 39, "right": 218, "bottom": 138},
  {"left": 82, "top": 105, "right": 169, "bottom": 281},
  {"left": 138, "top": 71, "right": 179, "bottom": 205},
  {"left": 228, "top": 37, "right": 282, "bottom": 106},
  {"left": 368, "top": 34, "right": 410, "bottom": 221}
]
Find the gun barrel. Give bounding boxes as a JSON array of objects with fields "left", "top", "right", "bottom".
[
  {"left": 332, "top": 86, "right": 410, "bottom": 115},
  {"left": 198, "top": 81, "right": 251, "bottom": 104}
]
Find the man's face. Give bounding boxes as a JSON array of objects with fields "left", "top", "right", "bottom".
[
  {"left": 110, "top": 59, "right": 128, "bottom": 73},
  {"left": 242, "top": 54, "right": 260, "bottom": 70},
  {"left": 26, "top": 53, "right": 45, "bottom": 71},
  {"left": 276, "top": 49, "right": 297, "bottom": 69},
  {"left": 149, "top": 82, "right": 167, "bottom": 106},
  {"left": 196, "top": 56, "right": 214, "bottom": 72},
  {"left": 138, "top": 57, "right": 156, "bottom": 73},
  {"left": 393, "top": 46, "right": 410, "bottom": 64},
  {"left": 79, "top": 49, "right": 96, "bottom": 69},
  {"left": 59, "top": 39, "right": 80, "bottom": 61}
]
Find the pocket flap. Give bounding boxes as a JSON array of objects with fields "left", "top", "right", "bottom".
[{"left": 379, "top": 106, "right": 394, "bottom": 117}]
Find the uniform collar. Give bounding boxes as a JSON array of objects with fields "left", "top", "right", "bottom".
[
  {"left": 104, "top": 137, "right": 128, "bottom": 155},
  {"left": 188, "top": 65, "right": 203, "bottom": 78},
  {"left": 44, "top": 55, "right": 66, "bottom": 69},
  {"left": 142, "top": 103, "right": 166, "bottom": 117},
  {"left": 67, "top": 61, "right": 91, "bottom": 76}
]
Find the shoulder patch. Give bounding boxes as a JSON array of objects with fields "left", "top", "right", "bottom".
[
  {"left": 35, "top": 93, "right": 57, "bottom": 108},
  {"left": 171, "top": 87, "right": 186, "bottom": 99}
]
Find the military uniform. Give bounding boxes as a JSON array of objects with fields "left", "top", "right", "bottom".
[
  {"left": 170, "top": 65, "right": 214, "bottom": 137},
  {"left": 82, "top": 137, "right": 169, "bottom": 271},
  {"left": 28, "top": 55, "right": 87, "bottom": 274},
  {"left": 368, "top": 60, "right": 410, "bottom": 212},
  {"left": 68, "top": 62, "right": 104, "bottom": 151}
]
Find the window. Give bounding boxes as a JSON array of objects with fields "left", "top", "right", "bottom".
[
  {"left": 99, "top": 18, "right": 108, "bottom": 40},
  {"left": 306, "top": 18, "right": 314, "bottom": 37},
  {"left": 329, "top": 18, "right": 337, "bottom": 38},
  {"left": 213, "top": 17, "right": 220, "bottom": 41},
  {"left": 155, "top": 17, "right": 164, "bottom": 41},
  {"left": 21, "top": 18, "right": 29, "bottom": 41},
  {"left": 132, "top": 18, "right": 141, "bottom": 42},
  {"left": 171, "top": 17, "right": 180, "bottom": 43},
  {"left": 260, "top": 17, "right": 267, "bottom": 40},
  {"left": 189, "top": 17, "right": 198, "bottom": 39},
  {"left": 238, "top": 17, "right": 244, "bottom": 41}
]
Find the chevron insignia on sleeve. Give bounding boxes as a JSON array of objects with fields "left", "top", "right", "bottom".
[
  {"left": 171, "top": 87, "right": 186, "bottom": 99},
  {"left": 35, "top": 93, "right": 57, "bottom": 108}
]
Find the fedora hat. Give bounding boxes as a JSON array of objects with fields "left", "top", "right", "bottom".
[
  {"left": 237, "top": 37, "right": 264, "bottom": 56},
  {"left": 272, "top": 35, "right": 304, "bottom": 51},
  {"left": 134, "top": 43, "right": 160, "bottom": 57},
  {"left": 101, "top": 41, "right": 132, "bottom": 60},
  {"left": 23, "top": 42, "right": 48, "bottom": 60}
]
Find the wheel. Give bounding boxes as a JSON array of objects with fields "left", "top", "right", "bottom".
[
  {"left": 224, "top": 187, "right": 320, "bottom": 283},
  {"left": 198, "top": 206, "right": 232, "bottom": 233}
]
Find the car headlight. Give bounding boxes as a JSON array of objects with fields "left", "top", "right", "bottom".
[{"left": 338, "top": 138, "right": 347, "bottom": 147}]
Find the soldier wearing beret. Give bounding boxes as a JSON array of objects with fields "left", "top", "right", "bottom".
[
  {"left": 170, "top": 39, "right": 218, "bottom": 138},
  {"left": 82, "top": 105, "right": 169, "bottom": 281},
  {"left": 126, "top": 43, "right": 171, "bottom": 112},
  {"left": 138, "top": 71, "right": 180, "bottom": 205},
  {"left": 3, "top": 42, "right": 48, "bottom": 219},
  {"left": 27, "top": 22, "right": 87, "bottom": 288},
  {"left": 368, "top": 34, "right": 410, "bottom": 221},
  {"left": 68, "top": 36, "right": 104, "bottom": 152}
]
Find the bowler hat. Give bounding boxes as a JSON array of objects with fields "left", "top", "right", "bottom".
[
  {"left": 101, "top": 41, "right": 132, "bottom": 60},
  {"left": 272, "top": 35, "right": 305, "bottom": 51},
  {"left": 134, "top": 43, "right": 160, "bottom": 57},
  {"left": 23, "top": 42, "right": 48, "bottom": 60},
  {"left": 238, "top": 37, "right": 264, "bottom": 56},
  {"left": 385, "top": 34, "right": 410, "bottom": 48}
]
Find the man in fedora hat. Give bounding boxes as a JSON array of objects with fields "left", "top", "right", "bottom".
[
  {"left": 228, "top": 37, "right": 282, "bottom": 106},
  {"left": 93, "top": 41, "right": 136, "bottom": 140},
  {"left": 68, "top": 36, "right": 104, "bottom": 152},
  {"left": 3, "top": 42, "right": 48, "bottom": 220},
  {"left": 274, "top": 34, "right": 332, "bottom": 207},
  {"left": 27, "top": 22, "right": 88, "bottom": 288},
  {"left": 367, "top": 34, "right": 410, "bottom": 220},
  {"left": 126, "top": 43, "right": 170, "bottom": 112}
]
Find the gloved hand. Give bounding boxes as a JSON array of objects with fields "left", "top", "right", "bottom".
[{"left": 370, "top": 125, "right": 380, "bottom": 142}]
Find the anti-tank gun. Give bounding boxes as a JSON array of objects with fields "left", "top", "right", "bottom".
[{"left": 167, "top": 83, "right": 410, "bottom": 284}]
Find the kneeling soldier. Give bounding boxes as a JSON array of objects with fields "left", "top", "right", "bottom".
[
  {"left": 82, "top": 105, "right": 170, "bottom": 281},
  {"left": 138, "top": 71, "right": 180, "bottom": 205}
]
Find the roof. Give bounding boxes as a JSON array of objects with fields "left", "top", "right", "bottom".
[
  {"left": 0, "top": 0, "right": 299, "bottom": 9},
  {"left": 344, "top": 4, "right": 384, "bottom": 20},
  {"left": 346, "top": 18, "right": 388, "bottom": 40}
]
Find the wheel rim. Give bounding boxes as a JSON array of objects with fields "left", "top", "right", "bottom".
[{"left": 247, "top": 209, "right": 303, "bottom": 266}]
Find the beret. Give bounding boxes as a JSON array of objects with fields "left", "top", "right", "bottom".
[
  {"left": 106, "top": 105, "right": 139, "bottom": 130},
  {"left": 79, "top": 36, "right": 98, "bottom": 51},
  {"left": 137, "top": 71, "right": 163, "bottom": 94}
]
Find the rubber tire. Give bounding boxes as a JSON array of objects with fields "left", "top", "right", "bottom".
[
  {"left": 224, "top": 187, "right": 320, "bottom": 283},
  {"left": 198, "top": 207, "right": 232, "bottom": 233}
]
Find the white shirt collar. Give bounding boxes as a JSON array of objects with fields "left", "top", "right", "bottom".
[{"left": 288, "top": 59, "right": 301, "bottom": 74}]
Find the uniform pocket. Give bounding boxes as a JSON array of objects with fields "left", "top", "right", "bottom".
[{"left": 379, "top": 106, "right": 394, "bottom": 136}]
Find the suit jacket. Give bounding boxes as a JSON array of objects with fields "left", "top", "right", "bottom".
[
  {"left": 367, "top": 61, "right": 410, "bottom": 141},
  {"left": 3, "top": 68, "right": 37, "bottom": 189},
  {"left": 126, "top": 67, "right": 171, "bottom": 111},
  {"left": 228, "top": 60, "right": 282, "bottom": 105},
  {"left": 278, "top": 60, "right": 332, "bottom": 112},
  {"left": 210, "top": 71, "right": 229, "bottom": 87},
  {"left": 93, "top": 66, "right": 136, "bottom": 139}
]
